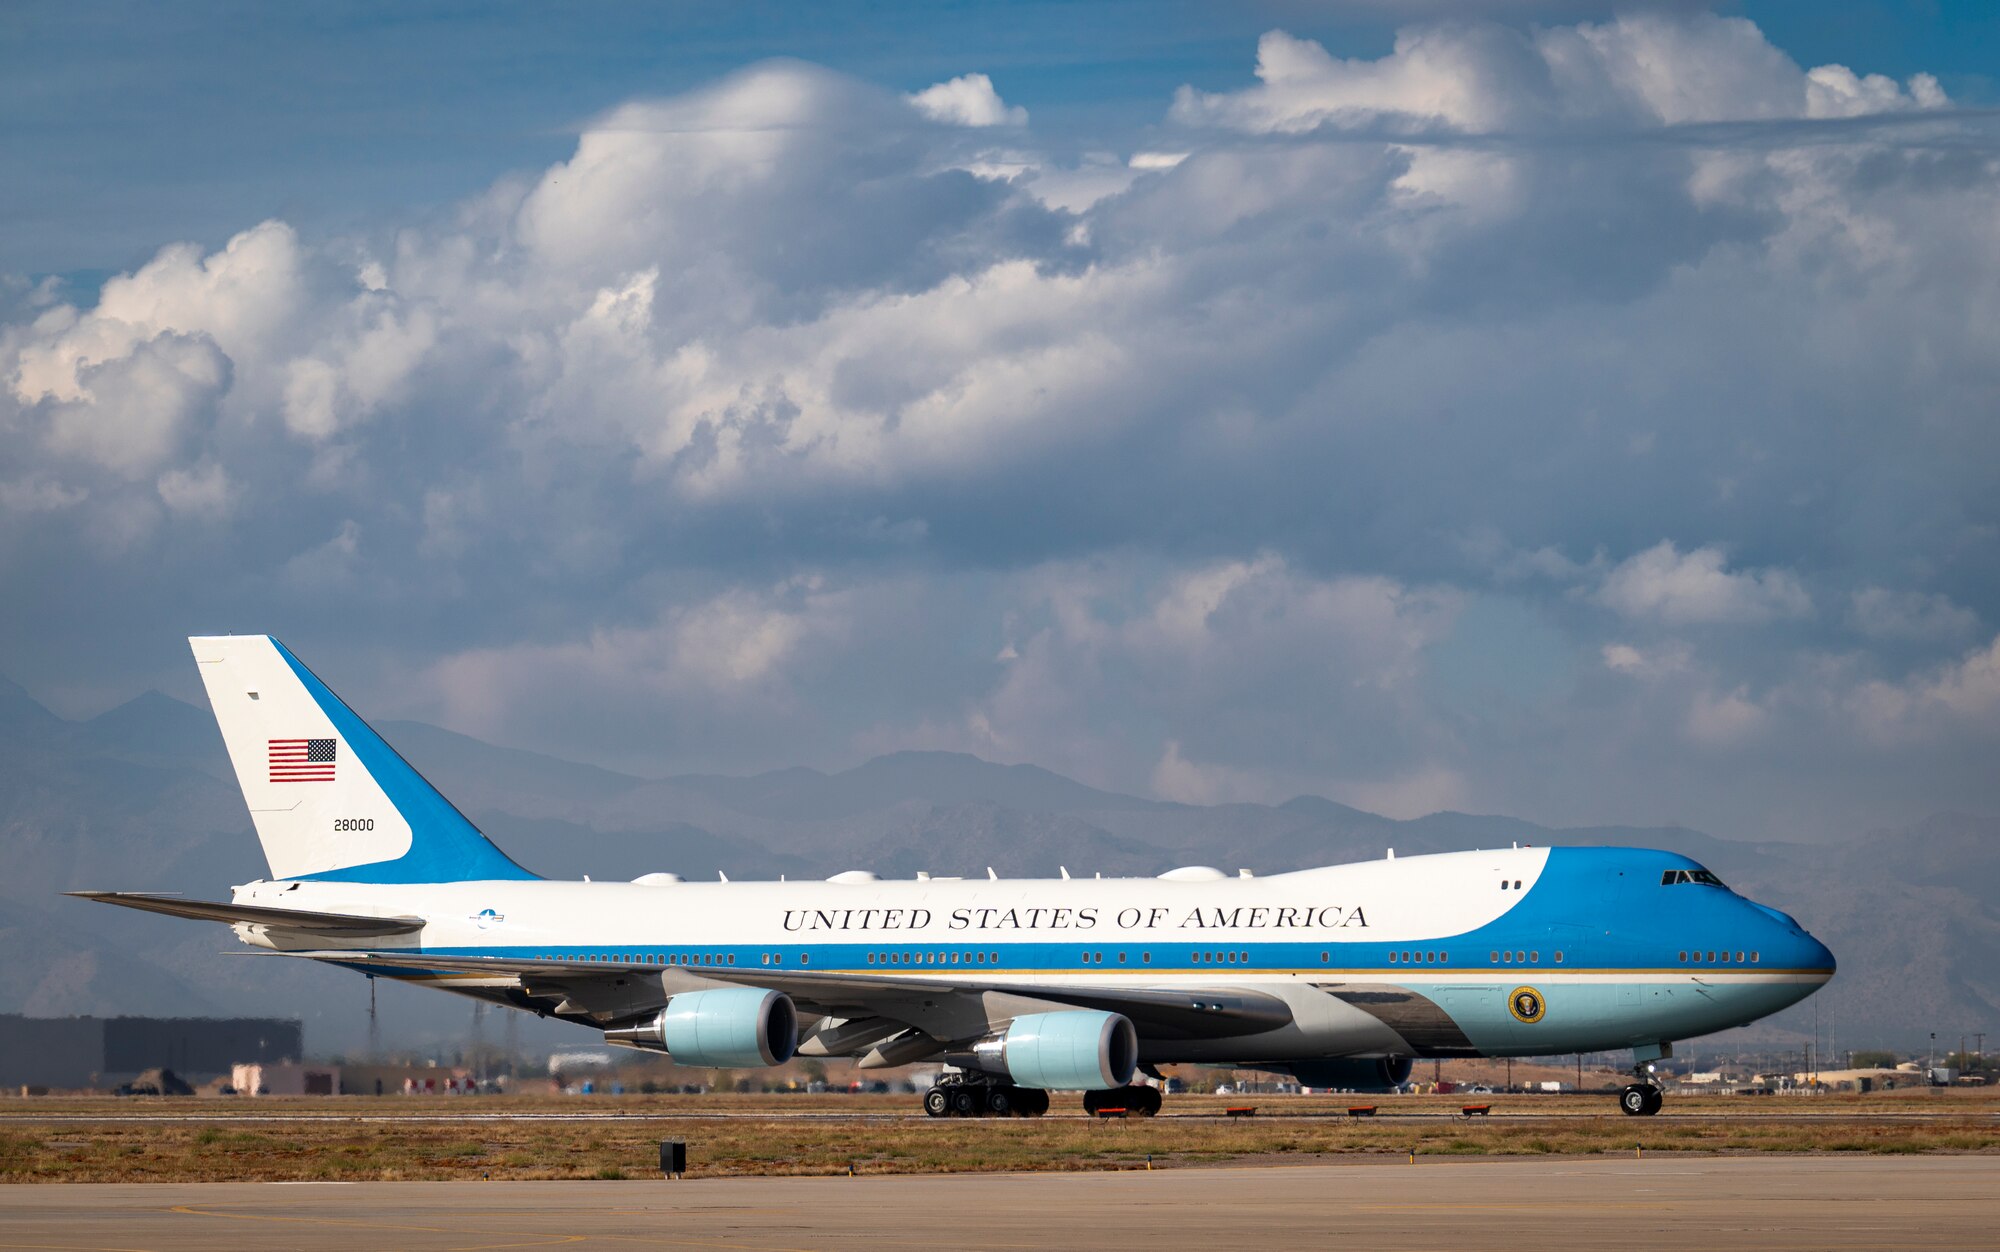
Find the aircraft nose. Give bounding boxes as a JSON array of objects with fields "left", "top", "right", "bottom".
[{"left": 1743, "top": 897, "right": 1833, "bottom": 978}]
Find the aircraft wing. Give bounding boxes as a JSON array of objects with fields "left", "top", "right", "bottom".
[
  {"left": 68, "top": 891, "right": 425, "bottom": 937},
  {"left": 261, "top": 949, "right": 1293, "bottom": 1041}
]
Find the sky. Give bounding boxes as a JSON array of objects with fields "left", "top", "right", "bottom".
[{"left": 4, "top": 1, "right": 2000, "bottom": 842}]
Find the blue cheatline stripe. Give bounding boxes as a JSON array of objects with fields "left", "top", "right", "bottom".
[
  {"left": 272, "top": 638, "right": 538, "bottom": 884},
  {"left": 408, "top": 936, "right": 1821, "bottom": 976}
]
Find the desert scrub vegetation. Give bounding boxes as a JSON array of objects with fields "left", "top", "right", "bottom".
[{"left": 0, "top": 1091, "right": 1991, "bottom": 1182}]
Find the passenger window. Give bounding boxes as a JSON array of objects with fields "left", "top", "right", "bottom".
[
  {"left": 800, "top": 953, "right": 810, "bottom": 965},
  {"left": 1529, "top": 951, "right": 1538, "bottom": 964},
  {"left": 1143, "top": 952, "right": 1152, "bottom": 963}
]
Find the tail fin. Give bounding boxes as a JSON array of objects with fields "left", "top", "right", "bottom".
[{"left": 190, "top": 635, "right": 537, "bottom": 884}]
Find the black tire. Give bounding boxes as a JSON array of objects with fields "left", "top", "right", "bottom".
[
  {"left": 1137, "top": 1086, "right": 1162, "bottom": 1117},
  {"left": 1620, "top": 1084, "right": 1659, "bottom": 1116},
  {"left": 1021, "top": 1088, "right": 1050, "bottom": 1117},
  {"left": 949, "top": 1088, "right": 979, "bottom": 1117},
  {"left": 986, "top": 1086, "right": 1015, "bottom": 1117},
  {"left": 923, "top": 1086, "right": 950, "bottom": 1118},
  {"left": 1081, "top": 1089, "right": 1105, "bottom": 1116}
]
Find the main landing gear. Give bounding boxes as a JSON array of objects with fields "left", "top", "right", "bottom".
[
  {"left": 1082, "top": 1086, "right": 1162, "bottom": 1117},
  {"left": 922, "top": 1074, "right": 1051, "bottom": 1118}
]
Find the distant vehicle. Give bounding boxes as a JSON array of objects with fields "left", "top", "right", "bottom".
[
  {"left": 77, "top": 635, "right": 1838, "bottom": 1120},
  {"left": 1466, "top": 1083, "right": 1494, "bottom": 1094}
]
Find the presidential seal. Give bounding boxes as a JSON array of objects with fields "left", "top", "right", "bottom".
[{"left": 1508, "top": 986, "right": 1546, "bottom": 1024}]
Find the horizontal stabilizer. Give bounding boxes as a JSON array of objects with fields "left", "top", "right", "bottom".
[{"left": 68, "top": 891, "right": 425, "bottom": 936}]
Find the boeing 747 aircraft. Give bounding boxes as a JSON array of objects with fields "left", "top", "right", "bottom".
[{"left": 76, "top": 636, "right": 1835, "bottom": 1117}]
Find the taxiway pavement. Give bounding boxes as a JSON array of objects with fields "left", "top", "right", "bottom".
[{"left": 1, "top": 1154, "right": 1993, "bottom": 1250}]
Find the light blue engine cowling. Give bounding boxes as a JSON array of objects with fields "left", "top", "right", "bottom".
[
  {"left": 966, "top": 1010, "right": 1138, "bottom": 1090},
  {"left": 651, "top": 988, "right": 798, "bottom": 1067}
]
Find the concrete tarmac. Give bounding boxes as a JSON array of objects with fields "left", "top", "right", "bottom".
[{"left": 2, "top": 1156, "right": 1993, "bottom": 1251}]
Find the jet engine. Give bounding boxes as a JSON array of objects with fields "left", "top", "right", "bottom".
[
  {"left": 603, "top": 988, "right": 797, "bottom": 1067},
  {"left": 1282, "top": 1056, "right": 1414, "bottom": 1092},
  {"left": 948, "top": 1010, "right": 1138, "bottom": 1091}
]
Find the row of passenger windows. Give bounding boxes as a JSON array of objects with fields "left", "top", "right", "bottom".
[
  {"left": 1682, "top": 949, "right": 1759, "bottom": 963},
  {"left": 863, "top": 951, "right": 997, "bottom": 966},
  {"left": 557, "top": 948, "right": 1591, "bottom": 967},
  {"left": 565, "top": 953, "right": 740, "bottom": 966}
]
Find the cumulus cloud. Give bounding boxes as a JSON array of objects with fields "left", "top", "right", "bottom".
[
  {"left": 1171, "top": 15, "right": 1948, "bottom": 135},
  {"left": 1849, "top": 588, "right": 1977, "bottom": 643},
  {"left": 1594, "top": 542, "right": 1811, "bottom": 626},
  {"left": 907, "top": 73, "right": 1027, "bottom": 127},
  {"left": 3, "top": 12, "right": 2000, "bottom": 839}
]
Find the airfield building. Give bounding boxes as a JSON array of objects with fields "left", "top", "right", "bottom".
[{"left": 0, "top": 1015, "right": 301, "bottom": 1091}]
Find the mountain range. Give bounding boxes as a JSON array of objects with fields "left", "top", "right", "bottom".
[{"left": 1, "top": 678, "right": 1991, "bottom": 1057}]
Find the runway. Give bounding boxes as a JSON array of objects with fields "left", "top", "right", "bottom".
[{"left": 2, "top": 1156, "right": 1993, "bottom": 1250}]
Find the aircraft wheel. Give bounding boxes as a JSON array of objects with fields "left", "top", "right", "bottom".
[
  {"left": 1020, "top": 1088, "right": 1050, "bottom": 1117},
  {"left": 985, "top": 1086, "right": 1016, "bottom": 1117},
  {"left": 1619, "top": 1084, "right": 1661, "bottom": 1116},
  {"left": 924, "top": 1086, "right": 950, "bottom": 1118},
  {"left": 949, "top": 1088, "right": 980, "bottom": 1117},
  {"left": 1136, "top": 1086, "right": 1162, "bottom": 1117},
  {"left": 1081, "top": 1089, "right": 1105, "bottom": 1116}
]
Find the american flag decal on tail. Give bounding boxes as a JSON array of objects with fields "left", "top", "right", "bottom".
[{"left": 269, "top": 738, "right": 337, "bottom": 782}]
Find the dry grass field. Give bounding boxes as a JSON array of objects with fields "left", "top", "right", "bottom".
[{"left": 1, "top": 1091, "right": 1994, "bottom": 1183}]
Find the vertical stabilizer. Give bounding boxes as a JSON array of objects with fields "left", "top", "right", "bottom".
[{"left": 189, "top": 635, "right": 537, "bottom": 883}]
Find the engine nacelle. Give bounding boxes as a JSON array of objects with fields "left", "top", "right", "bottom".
[
  {"left": 951, "top": 1010, "right": 1138, "bottom": 1091},
  {"left": 605, "top": 988, "right": 798, "bottom": 1067},
  {"left": 1283, "top": 1056, "right": 1414, "bottom": 1092}
]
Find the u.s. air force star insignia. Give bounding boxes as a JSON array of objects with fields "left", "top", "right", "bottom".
[{"left": 1508, "top": 986, "right": 1546, "bottom": 1024}]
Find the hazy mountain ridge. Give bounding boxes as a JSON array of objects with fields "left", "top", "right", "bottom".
[{"left": 0, "top": 684, "right": 1991, "bottom": 1051}]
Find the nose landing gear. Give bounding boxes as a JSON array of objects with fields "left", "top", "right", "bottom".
[
  {"left": 1618, "top": 1083, "right": 1663, "bottom": 1116},
  {"left": 1619, "top": 1044, "right": 1669, "bottom": 1115}
]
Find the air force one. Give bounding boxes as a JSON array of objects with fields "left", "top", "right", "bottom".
[{"left": 76, "top": 635, "right": 1835, "bottom": 1117}]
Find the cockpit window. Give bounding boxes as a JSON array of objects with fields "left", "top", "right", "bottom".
[{"left": 1659, "top": 868, "right": 1727, "bottom": 887}]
